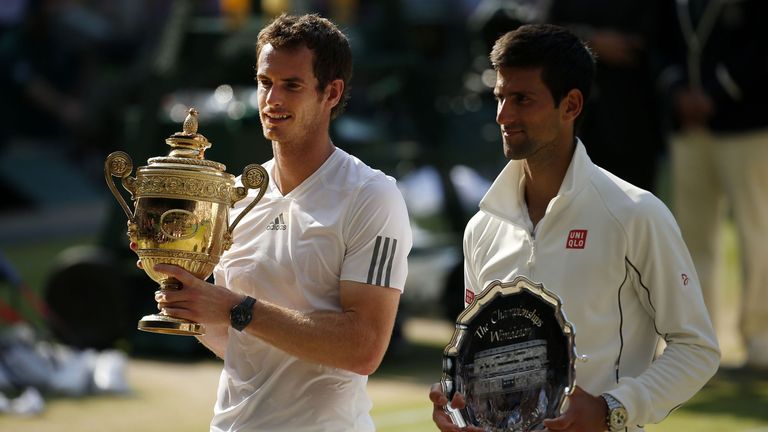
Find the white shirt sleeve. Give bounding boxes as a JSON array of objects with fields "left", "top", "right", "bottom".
[
  {"left": 340, "top": 174, "right": 412, "bottom": 290},
  {"left": 611, "top": 197, "right": 720, "bottom": 427}
]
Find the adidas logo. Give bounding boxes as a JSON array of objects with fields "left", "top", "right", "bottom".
[{"left": 266, "top": 213, "right": 287, "bottom": 231}]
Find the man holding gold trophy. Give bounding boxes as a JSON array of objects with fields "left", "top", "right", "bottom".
[
  {"left": 126, "top": 14, "right": 412, "bottom": 431},
  {"left": 430, "top": 25, "right": 720, "bottom": 431}
]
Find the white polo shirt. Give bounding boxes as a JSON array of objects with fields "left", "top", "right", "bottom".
[
  {"left": 211, "top": 147, "right": 412, "bottom": 431},
  {"left": 463, "top": 141, "right": 719, "bottom": 431}
]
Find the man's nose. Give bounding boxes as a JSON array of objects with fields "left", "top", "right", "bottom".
[
  {"left": 266, "top": 87, "right": 282, "bottom": 106},
  {"left": 496, "top": 101, "right": 512, "bottom": 125}
]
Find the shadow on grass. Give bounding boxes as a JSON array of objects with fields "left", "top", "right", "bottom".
[{"left": 674, "top": 366, "right": 768, "bottom": 424}]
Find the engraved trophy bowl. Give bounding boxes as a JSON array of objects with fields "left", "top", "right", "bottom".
[
  {"left": 104, "top": 108, "right": 268, "bottom": 336},
  {"left": 442, "top": 276, "right": 576, "bottom": 431}
]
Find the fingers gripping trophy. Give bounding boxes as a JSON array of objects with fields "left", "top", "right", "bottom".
[{"left": 104, "top": 108, "right": 268, "bottom": 336}]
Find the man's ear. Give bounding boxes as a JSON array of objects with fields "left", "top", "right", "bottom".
[
  {"left": 325, "top": 79, "right": 344, "bottom": 110},
  {"left": 561, "top": 88, "right": 584, "bottom": 122}
]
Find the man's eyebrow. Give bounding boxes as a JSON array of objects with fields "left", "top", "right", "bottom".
[
  {"left": 494, "top": 89, "right": 528, "bottom": 97},
  {"left": 255, "top": 73, "right": 306, "bottom": 84}
]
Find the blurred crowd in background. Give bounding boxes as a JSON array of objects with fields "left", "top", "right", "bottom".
[
  {"left": 0, "top": 0, "right": 766, "bottom": 376},
  {"left": 0, "top": 0, "right": 676, "bottom": 215}
]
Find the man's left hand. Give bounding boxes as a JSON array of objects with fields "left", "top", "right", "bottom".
[{"left": 542, "top": 385, "right": 608, "bottom": 432}]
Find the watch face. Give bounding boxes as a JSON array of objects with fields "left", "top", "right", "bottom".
[
  {"left": 231, "top": 297, "right": 254, "bottom": 331},
  {"left": 610, "top": 407, "right": 628, "bottom": 429},
  {"left": 234, "top": 306, "right": 249, "bottom": 323}
]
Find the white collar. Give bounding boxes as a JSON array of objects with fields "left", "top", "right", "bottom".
[{"left": 478, "top": 139, "right": 594, "bottom": 226}]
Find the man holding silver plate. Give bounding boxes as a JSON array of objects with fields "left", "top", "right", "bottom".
[{"left": 431, "top": 24, "right": 720, "bottom": 431}]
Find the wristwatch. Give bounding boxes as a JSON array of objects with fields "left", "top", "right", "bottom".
[
  {"left": 601, "top": 393, "right": 628, "bottom": 432},
  {"left": 230, "top": 296, "right": 257, "bottom": 332}
]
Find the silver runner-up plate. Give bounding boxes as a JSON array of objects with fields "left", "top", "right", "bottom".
[{"left": 441, "top": 276, "right": 576, "bottom": 431}]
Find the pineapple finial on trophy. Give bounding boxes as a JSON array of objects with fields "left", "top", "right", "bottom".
[
  {"left": 183, "top": 108, "right": 199, "bottom": 135},
  {"left": 166, "top": 107, "right": 211, "bottom": 159}
]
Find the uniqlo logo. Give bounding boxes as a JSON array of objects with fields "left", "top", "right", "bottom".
[
  {"left": 465, "top": 289, "right": 475, "bottom": 304},
  {"left": 566, "top": 229, "right": 588, "bottom": 249}
]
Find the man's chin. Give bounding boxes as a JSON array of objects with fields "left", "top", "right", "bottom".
[
  {"left": 262, "top": 128, "right": 280, "bottom": 141},
  {"left": 503, "top": 145, "right": 527, "bottom": 160}
]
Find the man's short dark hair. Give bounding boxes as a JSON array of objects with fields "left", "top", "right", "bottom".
[
  {"left": 256, "top": 13, "right": 353, "bottom": 119},
  {"left": 490, "top": 24, "right": 595, "bottom": 107}
]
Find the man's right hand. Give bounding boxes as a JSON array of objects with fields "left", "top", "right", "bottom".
[{"left": 429, "top": 383, "right": 485, "bottom": 432}]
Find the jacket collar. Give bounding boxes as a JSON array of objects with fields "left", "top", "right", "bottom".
[{"left": 478, "top": 139, "right": 594, "bottom": 225}]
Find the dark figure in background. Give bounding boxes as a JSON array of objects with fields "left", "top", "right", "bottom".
[
  {"left": 548, "top": 0, "right": 664, "bottom": 193},
  {"left": 658, "top": 0, "right": 768, "bottom": 370},
  {"left": 0, "top": 0, "right": 175, "bottom": 194},
  {"left": 0, "top": 0, "right": 85, "bottom": 147}
]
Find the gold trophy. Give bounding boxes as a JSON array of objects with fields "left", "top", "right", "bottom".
[{"left": 104, "top": 108, "right": 268, "bottom": 336}]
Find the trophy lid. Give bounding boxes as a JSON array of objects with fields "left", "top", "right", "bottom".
[
  {"left": 148, "top": 108, "right": 226, "bottom": 172},
  {"left": 166, "top": 108, "right": 211, "bottom": 159}
]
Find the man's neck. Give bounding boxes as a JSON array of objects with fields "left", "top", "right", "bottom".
[
  {"left": 523, "top": 139, "right": 576, "bottom": 227},
  {"left": 271, "top": 137, "right": 335, "bottom": 195}
]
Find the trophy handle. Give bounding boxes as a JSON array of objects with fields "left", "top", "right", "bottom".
[
  {"left": 104, "top": 151, "right": 137, "bottom": 220},
  {"left": 228, "top": 164, "right": 269, "bottom": 235}
]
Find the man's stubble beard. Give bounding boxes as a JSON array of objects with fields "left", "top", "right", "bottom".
[{"left": 503, "top": 136, "right": 535, "bottom": 161}]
